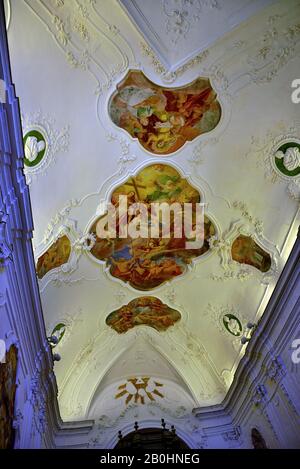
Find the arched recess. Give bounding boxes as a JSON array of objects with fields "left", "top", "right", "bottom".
[
  {"left": 103, "top": 410, "right": 197, "bottom": 450},
  {"left": 58, "top": 325, "right": 225, "bottom": 422},
  {"left": 87, "top": 335, "right": 197, "bottom": 420}
]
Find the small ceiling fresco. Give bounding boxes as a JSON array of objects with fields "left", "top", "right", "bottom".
[
  {"left": 109, "top": 70, "right": 221, "bottom": 154},
  {"left": 36, "top": 235, "right": 71, "bottom": 279},
  {"left": 274, "top": 142, "right": 300, "bottom": 177},
  {"left": 115, "top": 377, "right": 164, "bottom": 405},
  {"left": 23, "top": 130, "right": 46, "bottom": 167},
  {"left": 231, "top": 235, "right": 271, "bottom": 273},
  {"left": 106, "top": 296, "right": 181, "bottom": 334},
  {"left": 89, "top": 164, "right": 216, "bottom": 290}
]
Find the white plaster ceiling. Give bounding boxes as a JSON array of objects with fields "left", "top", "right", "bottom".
[
  {"left": 119, "top": 0, "right": 277, "bottom": 70},
  {"left": 6, "top": 0, "right": 300, "bottom": 430}
]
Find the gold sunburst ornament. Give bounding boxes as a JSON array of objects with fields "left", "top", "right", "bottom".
[{"left": 115, "top": 377, "right": 164, "bottom": 405}]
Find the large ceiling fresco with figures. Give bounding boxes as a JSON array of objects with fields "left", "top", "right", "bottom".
[
  {"left": 109, "top": 70, "right": 221, "bottom": 154},
  {"left": 89, "top": 164, "right": 216, "bottom": 290},
  {"left": 7, "top": 0, "right": 300, "bottom": 430}
]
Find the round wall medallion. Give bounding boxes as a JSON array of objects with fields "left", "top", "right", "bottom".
[
  {"left": 23, "top": 130, "right": 47, "bottom": 167},
  {"left": 274, "top": 140, "right": 300, "bottom": 178},
  {"left": 223, "top": 314, "right": 242, "bottom": 337}
]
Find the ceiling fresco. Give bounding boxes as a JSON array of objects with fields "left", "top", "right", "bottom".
[
  {"left": 231, "top": 235, "right": 271, "bottom": 273},
  {"left": 109, "top": 70, "right": 221, "bottom": 154},
  {"left": 89, "top": 164, "right": 216, "bottom": 290},
  {"left": 7, "top": 0, "right": 300, "bottom": 426},
  {"left": 36, "top": 235, "right": 71, "bottom": 280},
  {"left": 106, "top": 297, "right": 181, "bottom": 333}
]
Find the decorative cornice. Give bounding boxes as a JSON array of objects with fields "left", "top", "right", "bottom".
[
  {"left": 266, "top": 356, "right": 287, "bottom": 382},
  {"left": 140, "top": 41, "right": 209, "bottom": 83},
  {"left": 0, "top": 238, "right": 12, "bottom": 268},
  {"left": 222, "top": 425, "right": 241, "bottom": 442},
  {"left": 162, "top": 0, "right": 221, "bottom": 43},
  {"left": 251, "top": 384, "right": 268, "bottom": 406},
  {"left": 246, "top": 16, "right": 300, "bottom": 84},
  {"left": 24, "top": 0, "right": 134, "bottom": 95}
]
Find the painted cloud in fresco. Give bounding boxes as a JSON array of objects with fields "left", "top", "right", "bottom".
[
  {"left": 89, "top": 164, "right": 216, "bottom": 290},
  {"left": 109, "top": 70, "right": 221, "bottom": 155}
]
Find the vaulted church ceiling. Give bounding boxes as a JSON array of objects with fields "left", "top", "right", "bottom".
[{"left": 6, "top": 0, "right": 300, "bottom": 425}]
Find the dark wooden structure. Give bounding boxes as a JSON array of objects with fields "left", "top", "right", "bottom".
[{"left": 115, "top": 419, "right": 190, "bottom": 449}]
